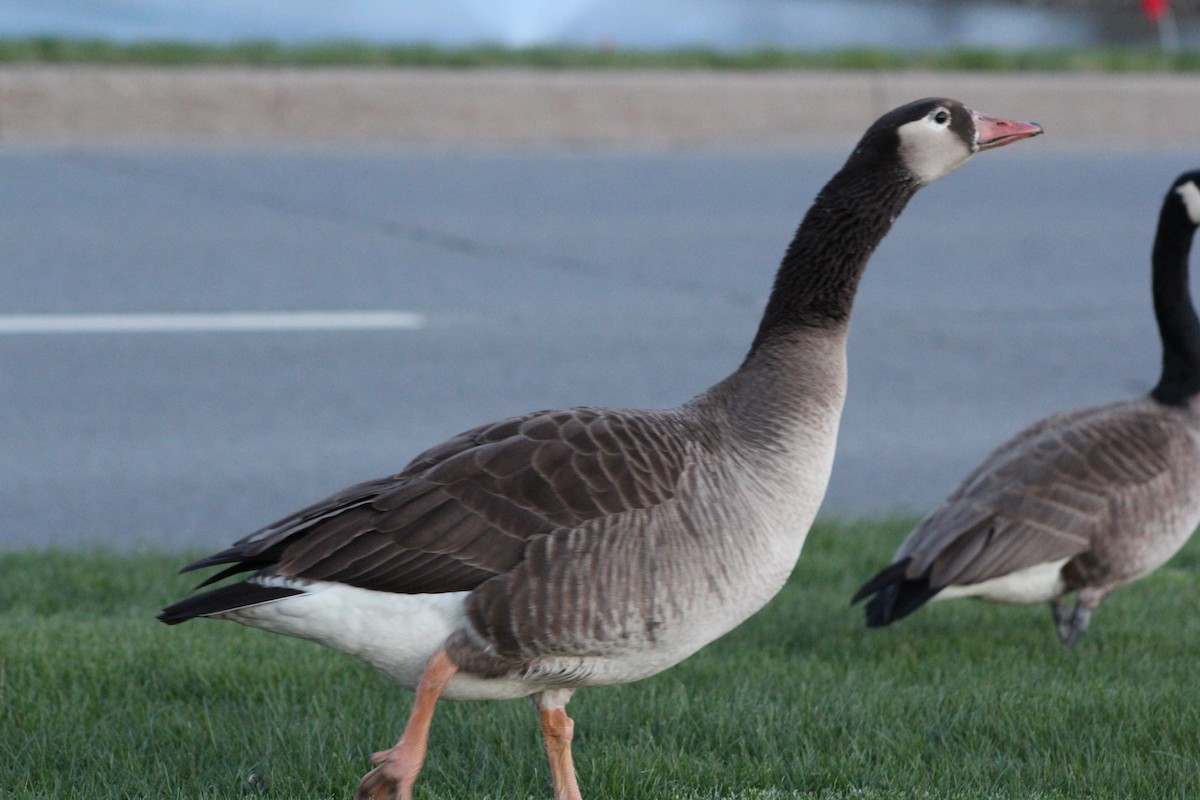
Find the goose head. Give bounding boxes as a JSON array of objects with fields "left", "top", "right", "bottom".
[{"left": 852, "top": 97, "right": 1043, "bottom": 186}]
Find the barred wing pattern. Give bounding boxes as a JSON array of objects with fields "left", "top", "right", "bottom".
[
  {"left": 184, "top": 407, "right": 697, "bottom": 597},
  {"left": 899, "top": 403, "right": 1175, "bottom": 589}
]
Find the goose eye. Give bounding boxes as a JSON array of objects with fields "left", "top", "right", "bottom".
[{"left": 932, "top": 109, "right": 950, "bottom": 125}]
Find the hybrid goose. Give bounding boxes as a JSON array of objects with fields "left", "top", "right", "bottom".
[
  {"left": 159, "top": 98, "right": 1041, "bottom": 800},
  {"left": 853, "top": 170, "right": 1200, "bottom": 648}
]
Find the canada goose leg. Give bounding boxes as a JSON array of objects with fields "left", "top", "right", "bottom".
[
  {"left": 533, "top": 689, "right": 582, "bottom": 800},
  {"left": 1050, "top": 597, "right": 1074, "bottom": 643},
  {"left": 1051, "top": 597, "right": 1093, "bottom": 650},
  {"left": 355, "top": 649, "right": 458, "bottom": 800}
]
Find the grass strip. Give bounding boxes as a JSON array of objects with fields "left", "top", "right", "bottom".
[
  {"left": 2, "top": 518, "right": 1199, "bottom": 798},
  {"left": 0, "top": 39, "right": 1198, "bottom": 72}
]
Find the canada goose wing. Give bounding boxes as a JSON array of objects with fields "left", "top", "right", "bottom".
[
  {"left": 901, "top": 405, "right": 1174, "bottom": 588},
  {"left": 939, "top": 406, "right": 1100, "bottom": 503},
  {"left": 186, "top": 406, "right": 696, "bottom": 594}
]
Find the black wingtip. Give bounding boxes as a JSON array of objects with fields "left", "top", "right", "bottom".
[
  {"left": 158, "top": 582, "right": 304, "bottom": 625},
  {"left": 192, "top": 561, "right": 261, "bottom": 589},
  {"left": 177, "top": 546, "right": 246, "bottom": 575},
  {"left": 851, "top": 559, "right": 912, "bottom": 605},
  {"left": 177, "top": 544, "right": 281, "bottom": 589},
  {"left": 852, "top": 558, "right": 940, "bottom": 628}
]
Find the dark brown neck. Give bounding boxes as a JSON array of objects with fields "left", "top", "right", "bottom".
[{"left": 745, "top": 162, "right": 918, "bottom": 360}]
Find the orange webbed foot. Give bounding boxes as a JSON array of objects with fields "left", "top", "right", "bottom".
[{"left": 354, "top": 746, "right": 414, "bottom": 800}]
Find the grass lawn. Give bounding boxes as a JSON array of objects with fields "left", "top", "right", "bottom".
[
  {"left": 3, "top": 518, "right": 1200, "bottom": 799},
  {"left": 0, "top": 39, "right": 1199, "bottom": 72}
]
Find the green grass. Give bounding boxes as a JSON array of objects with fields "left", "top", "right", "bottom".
[
  {"left": 3, "top": 519, "right": 1200, "bottom": 798},
  {"left": 0, "top": 38, "right": 1199, "bottom": 72}
]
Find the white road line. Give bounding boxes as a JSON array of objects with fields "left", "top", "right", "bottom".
[{"left": 0, "top": 310, "right": 426, "bottom": 334}]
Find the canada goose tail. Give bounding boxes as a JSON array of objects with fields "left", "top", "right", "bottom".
[{"left": 851, "top": 558, "right": 941, "bottom": 627}]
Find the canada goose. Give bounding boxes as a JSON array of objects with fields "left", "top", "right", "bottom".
[
  {"left": 159, "top": 98, "right": 1040, "bottom": 800},
  {"left": 853, "top": 170, "right": 1200, "bottom": 649}
]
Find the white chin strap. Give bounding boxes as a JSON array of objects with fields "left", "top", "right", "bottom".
[{"left": 1175, "top": 181, "right": 1200, "bottom": 225}]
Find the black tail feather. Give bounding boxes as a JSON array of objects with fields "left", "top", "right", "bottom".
[
  {"left": 852, "top": 557, "right": 940, "bottom": 627},
  {"left": 157, "top": 581, "right": 303, "bottom": 625}
]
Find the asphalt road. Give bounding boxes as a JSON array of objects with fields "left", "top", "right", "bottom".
[{"left": 2, "top": 147, "right": 1192, "bottom": 550}]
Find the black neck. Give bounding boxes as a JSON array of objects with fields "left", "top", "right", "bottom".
[
  {"left": 1150, "top": 199, "right": 1200, "bottom": 406},
  {"left": 746, "top": 162, "right": 919, "bottom": 359}
]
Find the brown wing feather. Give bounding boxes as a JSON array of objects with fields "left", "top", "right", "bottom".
[
  {"left": 195, "top": 407, "right": 695, "bottom": 596},
  {"left": 903, "top": 401, "right": 1174, "bottom": 589}
]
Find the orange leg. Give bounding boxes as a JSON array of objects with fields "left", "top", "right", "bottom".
[
  {"left": 355, "top": 649, "right": 458, "bottom": 800},
  {"left": 538, "top": 703, "right": 583, "bottom": 800}
]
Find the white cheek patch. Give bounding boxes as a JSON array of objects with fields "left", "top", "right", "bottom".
[
  {"left": 1175, "top": 181, "right": 1200, "bottom": 225},
  {"left": 896, "top": 117, "right": 972, "bottom": 186}
]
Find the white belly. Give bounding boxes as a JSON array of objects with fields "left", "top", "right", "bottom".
[
  {"left": 936, "top": 558, "right": 1069, "bottom": 605},
  {"left": 221, "top": 581, "right": 535, "bottom": 700}
]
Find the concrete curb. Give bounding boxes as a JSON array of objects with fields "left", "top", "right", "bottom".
[{"left": 0, "top": 66, "right": 1197, "bottom": 148}]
